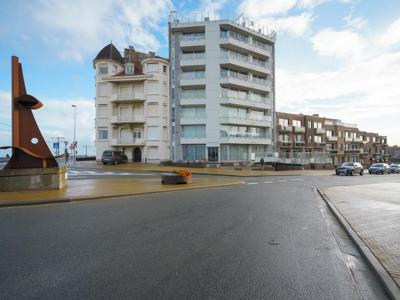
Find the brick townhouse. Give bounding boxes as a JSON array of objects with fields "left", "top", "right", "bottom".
[{"left": 276, "top": 112, "right": 388, "bottom": 165}]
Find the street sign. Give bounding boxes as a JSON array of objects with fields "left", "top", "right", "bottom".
[{"left": 53, "top": 142, "right": 59, "bottom": 149}]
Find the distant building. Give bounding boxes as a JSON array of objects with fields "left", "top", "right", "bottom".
[
  {"left": 93, "top": 43, "right": 170, "bottom": 163},
  {"left": 169, "top": 15, "right": 276, "bottom": 164},
  {"left": 276, "top": 112, "right": 388, "bottom": 165},
  {"left": 387, "top": 145, "right": 400, "bottom": 161}
]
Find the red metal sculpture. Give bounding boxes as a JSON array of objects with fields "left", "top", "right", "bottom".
[{"left": 2, "top": 56, "right": 58, "bottom": 169}]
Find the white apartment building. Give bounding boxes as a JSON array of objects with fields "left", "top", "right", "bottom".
[
  {"left": 93, "top": 43, "right": 169, "bottom": 163},
  {"left": 169, "top": 15, "right": 276, "bottom": 164}
]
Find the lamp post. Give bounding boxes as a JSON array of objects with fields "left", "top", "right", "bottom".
[{"left": 72, "top": 105, "right": 77, "bottom": 164}]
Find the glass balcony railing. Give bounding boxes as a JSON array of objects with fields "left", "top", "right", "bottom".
[
  {"left": 181, "top": 33, "right": 205, "bottom": 41},
  {"left": 181, "top": 52, "right": 206, "bottom": 60}
]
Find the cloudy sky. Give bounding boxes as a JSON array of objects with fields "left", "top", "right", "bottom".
[{"left": 1, "top": 0, "right": 400, "bottom": 155}]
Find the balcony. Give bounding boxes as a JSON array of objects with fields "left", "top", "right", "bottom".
[
  {"left": 220, "top": 136, "right": 272, "bottom": 145},
  {"left": 110, "top": 115, "right": 145, "bottom": 124},
  {"left": 220, "top": 53, "right": 270, "bottom": 75},
  {"left": 220, "top": 73, "right": 271, "bottom": 92},
  {"left": 220, "top": 96, "right": 272, "bottom": 110},
  {"left": 326, "top": 136, "right": 338, "bottom": 142},
  {"left": 353, "top": 137, "right": 363, "bottom": 143},
  {"left": 219, "top": 31, "right": 272, "bottom": 58},
  {"left": 180, "top": 137, "right": 207, "bottom": 144},
  {"left": 220, "top": 116, "right": 272, "bottom": 128},
  {"left": 294, "top": 141, "right": 305, "bottom": 147},
  {"left": 292, "top": 126, "right": 304, "bottom": 133},
  {"left": 279, "top": 125, "right": 293, "bottom": 132},
  {"left": 180, "top": 34, "right": 205, "bottom": 48},
  {"left": 180, "top": 118, "right": 207, "bottom": 125},
  {"left": 345, "top": 137, "right": 353, "bottom": 142},
  {"left": 279, "top": 141, "right": 292, "bottom": 148},
  {"left": 344, "top": 149, "right": 363, "bottom": 154},
  {"left": 180, "top": 97, "right": 207, "bottom": 106},
  {"left": 111, "top": 93, "right": 145, "bottom": 103},
  {"left": 315, "top": 128, "right": 325, "bottom": 135},
  {"left": 314, "top": 142, "right": 326, "bottom": 147},
  {"left": 180, "top": 53, "right": 206, "bottom": 67},
  {"left": 110, "top": 138, "right": 144, "bottom": 146}
]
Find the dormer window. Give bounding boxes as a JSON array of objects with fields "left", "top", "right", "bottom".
[
  {"left": 99, "top": 63, "right": 108, "bottom": 74},
  {"left": 125, "top": 63, "right": 134, "bottom": 75}
]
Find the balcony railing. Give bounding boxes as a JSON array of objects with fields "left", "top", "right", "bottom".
[
  {"left": 181, "top": 52, "right": 206, "bottom": 60},
  {"left": 181, "top": 33, "right": 205, "bottom": 41},
  {"left": 111, "top": 138, "right": 144, "bottom": 146},
  {"left": 110, "top": 115, "right": 145, "bottom": 123},
  {"left": 345, "top": 137, "right": 353, "bottom": 142},
  {"left": 111, "top": 93, "right": 145, "bottom": 102},
  {"left": 326, "top": 136, "right": 338, "bottom": 141},
  {"left": 279, "top": 125, "right": 292, "bottom": 132},
  {"left": 315, "top": 128, "right": 325, "bottom": 135},
  {"left": 293, "top": 126, "right": 305, "bottom": 133}
]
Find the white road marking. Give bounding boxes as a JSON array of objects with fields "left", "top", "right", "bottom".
[
  {"left": 278, "top": 179, "right": 288, "bottom": 182},
  {"left": 289, "top": 178, "right": 304, "bottom": 181},
  {"left": 264, "top": 181, "right": 273, "bottom": 183},
  {"left": 247, "top": 182, "right": 259, "bottom": 185},
  {"left": 68, "top": 170, "right": 155, "bottom": 177}
]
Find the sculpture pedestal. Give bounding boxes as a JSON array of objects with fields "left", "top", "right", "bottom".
[{"left": 0, "top": 166, "right": 67, "bottom": 191}]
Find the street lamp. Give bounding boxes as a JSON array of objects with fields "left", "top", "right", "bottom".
[{"left": 72, "top": 104, "right": 77, "bottom": 164}]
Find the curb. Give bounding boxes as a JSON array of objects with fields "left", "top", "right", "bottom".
[
  {"left": 0, "top": 182, "right": 244, "bottom": 208},
  {"left": 317, "top": 188, "right": 400, "bottom": 300}
]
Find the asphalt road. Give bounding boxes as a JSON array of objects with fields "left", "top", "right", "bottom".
[{"left": 1, "top": 174, "right": 399, "bottom": 299}]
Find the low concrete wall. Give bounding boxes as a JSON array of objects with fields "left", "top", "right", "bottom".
[{"left": 0, "top": 166, "right": 67, "bottom": 191}]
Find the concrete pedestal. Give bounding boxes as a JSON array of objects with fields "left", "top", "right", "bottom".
[{"left": 0, "top": 166, "right": 68, "bottom": 191}]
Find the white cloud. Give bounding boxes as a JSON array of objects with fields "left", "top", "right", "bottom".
[
  {"left": 30, "top": 0, "right": 173, "bottom": 63},
  {"left": 277, "top": 22, "right": 400, "bottom": 145},
  {"left": 343, "top": 14, "right": 367, "bottom": 31},
  {"left": 238, "top": 0, "right": 298, "bottom": 17},
  {"left": 380, "top": 17, "right": 400, "bottom": 47},
  {"left": 311, "top": 28, "right": 367, "bottom": 60},
  {"left": 0, "top": 91, "right": 95, "bottom": 155},
  {"left": 197, "top": 0, "right": 228, "bottom": 19}
]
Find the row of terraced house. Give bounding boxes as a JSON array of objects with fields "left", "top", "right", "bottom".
[{"left": 93, "top": 14, "right": 389, "bottom": 166}]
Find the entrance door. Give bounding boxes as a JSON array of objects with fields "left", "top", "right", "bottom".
[
  {"left": 133, "top": 147, "right": 142, "bottom": 162},
  {"left": 208, "top": 147, "right": 219, "bottom": 162}
]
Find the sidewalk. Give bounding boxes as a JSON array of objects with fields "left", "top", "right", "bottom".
[
  {"left": 320, "top": 183, "right": 400, "bottom": 299},
  {"left": 72, "top": 161, "right": 334, "bottom": 177},
  {"left": 0, "top": 176, "right": 243, "bottom": 207}
]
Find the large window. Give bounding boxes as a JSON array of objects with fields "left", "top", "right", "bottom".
[
  {"left": 147, "top": 126, "right": 160, "bottom": 140},
  {"left": 181, "top": 106, "right": 206, "bottom": 119},
  {"left": 313, "top": 122, "right": 323, "bottom": 129},
  {"left": 292, "top": 120, "right": 301, "bottom": 127},
  {"left": 181, "top": 70, "right": 205, "bottom": 80},
  {"left": 98, "top": 63, "right": 108, "bottom": 75},
  {"left": 98, "top": 127, "right": 108, "bottom": 140},
  {"left": 182, "top": 125, "right": 206, "bottom": 138},
  {"left": 279, "top": 118, "right": 289, "bottom": 126},
  {"left": 181, "top": 88, "right": 206, "bottom": 99},
  {"left": 183, "top": 145, "right": 206, "bottom": 161},
  {"left": 146, "top": 63, "right": 159, "bottom": 73},
  {"left": 220, "top": 126, "right": 266, "bottom": 139},
  {"left": 220, "top": 144, "right": 249, "bottom": 161}
]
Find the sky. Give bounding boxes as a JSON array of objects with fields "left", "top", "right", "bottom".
[{"left": 1, "top": 0, "right": 400, "bottom": 156}]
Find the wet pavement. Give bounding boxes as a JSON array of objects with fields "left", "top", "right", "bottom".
[{"left": 322, "top": 182, "right": 400, "bottom": 288}]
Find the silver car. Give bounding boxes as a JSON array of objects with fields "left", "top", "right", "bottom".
[{"left": 336, "top": 162, "right": 364, "bottom": 176}]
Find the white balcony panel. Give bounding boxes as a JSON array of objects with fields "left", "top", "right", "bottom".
[
  {"left": 110, "top": 138, "right": 145, "bottom": 146},
  {"left": 180, "top": 137, "right": 207, "bottom": 144},
  {"left": 220, "top": 137, "right": 272, "bottom": 145},
  {"left": 180, "top": 118, "right": 207, "bottom": 125},
  {"left": 180, "top": 98, "right": 207, "bottom": 106},
  {"left": 111, "top": 93, "right": 145, "bottom": 103},
  {"left": 110, "top": 115, "right": 145, "bottom": 124},
  {"left": 220, "top": 77, "right": 271, "bottom": 92},
  {"left": 220, "top": 96, "right": 272, "bottom": 110},
  {"left": 220, "top": 117, "right": 272, "bottom": 128},
  {"left": 180, "top": 78, "right": 206, "bottom": 87}
]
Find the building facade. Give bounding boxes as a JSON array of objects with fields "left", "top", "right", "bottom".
[
  {"left": 169, "top": 15, "right": 276, "bottom": 164},
  {"left": 93, "top": 43, "right": 170, "bottom": 163},
  {"left": 276, "top": 112, "right": 388, "bottom": 165}
]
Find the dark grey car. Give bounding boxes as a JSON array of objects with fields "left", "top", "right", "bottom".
[
  {"left": 368, "top": 163, "right": 390, "bottom": 174},
  {"left": 389, "top": 164, "right": 400, "bottom": 174},
  {"left": 102, "top": 150, "right": 127, "bottom": 165},
  {"left": 336, "top": 162, "right": 364, "bottom": 176}
]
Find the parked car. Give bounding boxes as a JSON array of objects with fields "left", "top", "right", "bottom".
[
  {"left": 102, "top": 150, "right": 127, "bottom": 165},
  {"left": 336, "top": 162, "right": 364, "bottom": 176},
  {"left": 389, "top": 163, "right": 400, "bottom": 174},
  {"left": 368, "top": 163, "right": 390, "bottom": 174}
]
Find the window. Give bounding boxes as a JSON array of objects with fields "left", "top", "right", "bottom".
[
  {"left": 182, "top": 106, "right": 206, "bottom": 119},
  {"left": 313, "top": 122, "right": 322, "bottom": 129},
  {"left": 98, "top": 128, "right": 108, "bottom": 140},
  {"left": 279, "top": 134, "right": 289, "bottom": 142},
  {"left": 147, "top": 103, "right": 159, "bottom": 116},
  {"left": 182, "top": 125, "right": 206, "bottom": 138},
  {"left": 112, "top": 65, "right": 118, "bottom": 73},
  {"left": 147, "top": 126, "right": 160, "bottom": 140},
  {"left": 133, "top": 131, "right": 142, "bottom": 140},
  {"left": 295, "top": 134, "right": 303, "bottom": 141},
  {"left": 182, "top": 70, "right": 205, "bottom": 79},
  {"left": 163, "top": 65, "right": 167, "bottom": 73},
  {"left": 279, "top": 119, "right": 289, "bottom": 126},
  {"left": 326, "top": 130, "right": 332, "bottom": 137},
  {"left": 183, "top": 145, "right": 206, "bottom": 161},
  {"left": 292, "top": 120, "right": 301, "bottom": 127},
  {"left": 147, "top": 63, "right": 159, "bottom": 73},
  {"left": 314, "top": 136, "right": 322, "bottom": 143},
  {"left": 99, "top": 63, "right": 108, "bottom": 75},
  {"left": 97, "top": 104, "right": 108, "bottom": 118},
  {"left": 98, "top": 83, "right": 107, "bottom": 97},
  {"left": 147, "top": 81, "right": 160, "bottom": 94},
  {"left": 126, "top": 64, "right": 134, "bottom": 75},
  {"left": 181, "top": 88, "right": 206, "bottom": 99}
]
